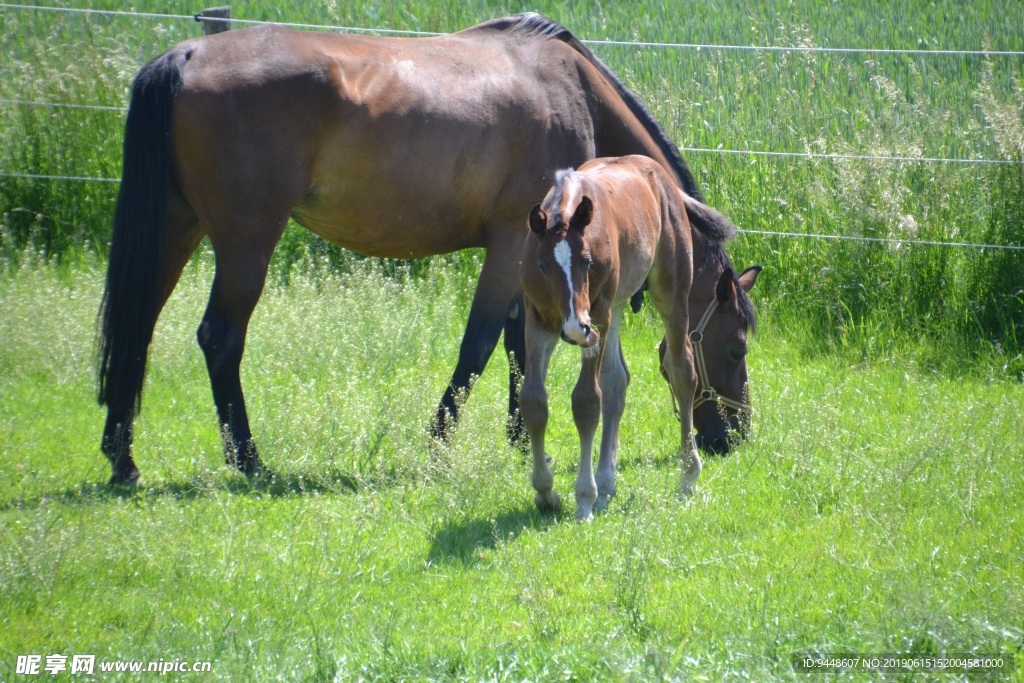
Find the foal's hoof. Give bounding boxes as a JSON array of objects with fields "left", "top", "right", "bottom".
[
  {"left": 574, "top": 506, "right": 594, "bottom": 523},
  {"left": 535, "top": 490, "right": 562, "bottom": 515}
]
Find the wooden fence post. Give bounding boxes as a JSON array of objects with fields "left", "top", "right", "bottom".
[{"left": 195, "top": 6, "right": 231, "bottom": 35}]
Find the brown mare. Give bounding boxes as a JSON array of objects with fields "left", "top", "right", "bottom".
[
  {"left": 97, "top": 14, "right": 709, "bottom": 485},
  {"left": 520, "top": 156, "right": 760, "bottom": 520}
]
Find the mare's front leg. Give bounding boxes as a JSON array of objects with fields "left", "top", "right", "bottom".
[
  {"left": 661, "top": 323, "right": 701, "bottom": 497},
  {"left": 519, "top": 305, "right": 561, "bottom": 514},
  {"left": 432, "top": 234, "right": 522, "bottom": 444}
]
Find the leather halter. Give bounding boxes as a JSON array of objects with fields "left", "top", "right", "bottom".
[{"left": 689, "top": 299, "right": 752, "bottom": 414}]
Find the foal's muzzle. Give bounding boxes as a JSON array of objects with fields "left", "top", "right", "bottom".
[{"left": 561, "top": 316, "right": 598, "bottom": 347}]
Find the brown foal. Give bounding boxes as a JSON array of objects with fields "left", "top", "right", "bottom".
[{"left": 520, "top": 156, "right": 760, "bottom": 520}]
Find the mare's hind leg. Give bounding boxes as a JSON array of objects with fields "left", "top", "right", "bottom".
[
  {"left": 519, "top": 304, "right": 561, "bottom": 514},
  {"left": 102, "top": 195, "right": 203, "bottom": 485},
  {"left": 595, "top": 304, "right": 628, "bottom": 512},
  {"left": 198, "top": 231, "right": 284, "bottom": 476}
]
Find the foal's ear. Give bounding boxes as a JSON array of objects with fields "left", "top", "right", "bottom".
[
  {"left": 529, "top": 204, "right": 547, "bottom": 236},
  {"left": 570, "top": 196, "right": 593, "bottom": 233},
  {"left": 715, "top": 267, "right": 736, "bottom": 304},
  {"left": 737, "top": 265, "right": 763, "bottom": 293}
]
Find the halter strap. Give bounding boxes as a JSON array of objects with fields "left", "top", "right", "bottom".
[{"left": 688, "top": 299, "right": 752, "bottom": 414}]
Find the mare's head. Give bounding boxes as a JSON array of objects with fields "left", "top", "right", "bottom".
[
  {"left": 665, "top": 259, "right": 761, "bottom": 454},
  {"left": 523, "top": 190, "right": 602, "bottom": 348}
]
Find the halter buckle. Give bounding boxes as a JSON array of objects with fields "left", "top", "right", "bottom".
[{"left": 689, "top": 329, "right": 704, "bottom": 344}]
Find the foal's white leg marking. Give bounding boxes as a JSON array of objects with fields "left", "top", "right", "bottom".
[{"left": 554, "top": 240, "right": 590, "bottom": 345}]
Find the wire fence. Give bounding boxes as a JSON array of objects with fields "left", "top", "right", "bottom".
[
  {"left": 3, "top": 3, "right": 1024, "bottom": 56},
  {"left": 2, "top": 3, "right": 1023, "bottom": 252}
]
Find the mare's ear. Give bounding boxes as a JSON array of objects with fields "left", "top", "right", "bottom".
[
  {"left": 737, "top": 265, "right": 763, "bottom": 293},
  {"left": 529, "top": 205, "right": 547, "bottom": 236},
  {"left": 570, "top": 196, "right": 593, "bottom": 233},
  {"left": 715, "top": 267, "right": 736, "bottom": 305}
]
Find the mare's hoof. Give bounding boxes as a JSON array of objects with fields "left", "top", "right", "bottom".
[
  {"left": 108, "top": 467, "right": 140, "bottom": 487},
  {"left": 243, "top": 458, "right": 276, "bottom": 481}
]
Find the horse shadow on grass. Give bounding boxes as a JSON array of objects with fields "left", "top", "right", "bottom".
[
  {"left": 0, "top": 467, "right": 363, "bottom": 513},
  {"left": 426, "top": 504, "right": 558, "bottom": 567}
]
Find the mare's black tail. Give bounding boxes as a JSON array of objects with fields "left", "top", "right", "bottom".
[{"left": 97, "top": 48, "right": 189, "bottom": 411}]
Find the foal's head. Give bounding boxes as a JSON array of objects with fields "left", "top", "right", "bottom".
[{"left": 524, "top": 194, "right": 601, "bottom": 348}]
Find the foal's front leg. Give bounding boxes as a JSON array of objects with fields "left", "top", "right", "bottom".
[
  {"left": 572, "top": 340, "right": 604, "bottom": 521},
  {"left": 519, "top": 306, "right": 561, "bottom": 514}
]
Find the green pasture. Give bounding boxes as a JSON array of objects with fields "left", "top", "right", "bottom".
[{"left": 1, "top": 257, "right": 1022, "bottom": 680}]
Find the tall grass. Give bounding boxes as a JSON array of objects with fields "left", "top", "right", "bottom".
[{"left": 1, "top": 0, "right": 1023, "bottom": 355}]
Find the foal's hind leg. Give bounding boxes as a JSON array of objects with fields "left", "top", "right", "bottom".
[
  {"left": 595, "top": 304, "right": 628, "bottom": 512},
  {"left": 198, "top": 231, "right": 284, "bottom": 476}
]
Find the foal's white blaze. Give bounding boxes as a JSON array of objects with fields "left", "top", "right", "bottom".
[{"left": 554, "top": 239, "right": 592, "bottom": 345}]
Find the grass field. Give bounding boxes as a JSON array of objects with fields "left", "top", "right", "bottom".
[
  {"left": 1, "top": 257, "right": 1022, "bottom": 680},
  {"left": 1, "top": 0, "right": 1023, "bottom": 679}
]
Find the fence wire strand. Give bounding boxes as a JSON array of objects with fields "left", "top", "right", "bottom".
[{"left": 0, "top": 97, "right": 126, "bottom": 112}]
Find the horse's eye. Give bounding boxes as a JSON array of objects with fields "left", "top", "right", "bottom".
[
  {"left": 582, "top": 259, "right": 592, "bottom": 271},
  {"left": 538, "top": 261, "right": 547, "bottom": 274},
  {"left": 729, "top": 347, "right": 748, "bottom": 362}
]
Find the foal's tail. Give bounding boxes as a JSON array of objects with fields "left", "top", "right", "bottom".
[{"left": 97, "top": 48, "right": 189, "bottom": 411}]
